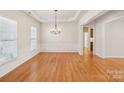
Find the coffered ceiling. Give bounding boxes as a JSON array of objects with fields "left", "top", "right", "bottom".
[{"left": 24, "top": 10, "right": 87, "bottom": 23}]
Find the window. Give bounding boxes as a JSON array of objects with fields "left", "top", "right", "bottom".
[
  {"left": 31, "top": 26, "right": 37, "bottom": 51},
  {"left": 0, "top": 16, "right": 17, "bottom": 65}
]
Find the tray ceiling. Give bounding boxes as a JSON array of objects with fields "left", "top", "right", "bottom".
[{"left": 24, "top": 10, "right": 87, "bottom": 23}]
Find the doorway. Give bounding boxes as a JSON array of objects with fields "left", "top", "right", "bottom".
[{"left": 83, "top": 27, "right": 94, "bottom": 54}]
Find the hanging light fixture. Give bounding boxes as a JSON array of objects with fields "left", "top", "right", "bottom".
[{"left": 50, "top": 10, "right": 61, "bottom": 35}]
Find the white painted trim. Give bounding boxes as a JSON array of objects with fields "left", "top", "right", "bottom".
[
  {"left": 105, "top": 15, "right": 124, "bottom": 24},
  {"left": 84, "top": 11, "right": 109, "bottom": 25},
  {"left": 104, "top": 56, "right": 124, "bottom": 58},
  {"left": 78, "top": 51, "right": 83, "bottom": 55},
  {"left": 95, "top": 53, "right": 124, "bottom": 58},
  {"left": 94, "top": 52, "right": 124, "bottom": 59},
  {"left": 23, "top": 10, "right": 42, "bottom": 23},
  {"left": 68, "top": 10, "right": 82, "bottom": 21},
  {"left": 94, "top": 52, "right": 105, "bottom": 59},
  {"left": 41, "top": 50, "right": 78, "bottom": 53},
  {"left": 24, "top": 10, "right": 82, "bottom": 23}
]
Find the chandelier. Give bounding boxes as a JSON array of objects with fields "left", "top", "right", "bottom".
[{"left": 50, "top": 10, "right": 61, "bottom": 35}]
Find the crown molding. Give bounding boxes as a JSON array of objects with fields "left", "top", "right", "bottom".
[
  {"left": 24, "top": 10, "right": 84, "bottom": 23},
  {"left": 67, "top": 10, "right": 82, "bottom": 22}
]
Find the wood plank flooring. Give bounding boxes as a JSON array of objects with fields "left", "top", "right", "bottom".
[{"left": 0, "top": 52, "right": 124, "bottom": 82}]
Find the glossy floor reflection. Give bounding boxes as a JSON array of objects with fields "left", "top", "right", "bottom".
[{"left": 0, "top": 51, "right": 124, "bottom": 82}]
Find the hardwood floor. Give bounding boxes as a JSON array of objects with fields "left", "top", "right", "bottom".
[{"left": 0, "top": 51, "right": 124, "bottom": 82}]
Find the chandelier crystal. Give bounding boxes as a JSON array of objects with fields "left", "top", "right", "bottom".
[{"left": 50, "top": 10, "right": 61, "bottom": 35}]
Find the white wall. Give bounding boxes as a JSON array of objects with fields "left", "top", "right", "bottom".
[
  {"left": 105, "top": 19, "right": 124, "bottom": 57},
  {"left": 91, "top": 10, "right": 124, "bottom": 58},
  {"left": 41, "top": 22, "right": 78, "bottom": 52},
  {"left": 0, "top": 10, "right": 41, "bottom": 77},
  {"left": 78, "top": 10, "right": 106, "bottom": 55},
  {"left": 93, "top": 21, "right": 105, "bottom": 58}
]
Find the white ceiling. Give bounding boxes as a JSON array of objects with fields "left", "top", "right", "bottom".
[{"left": 24, "top": 10, "right": 87, "bottom": 23}]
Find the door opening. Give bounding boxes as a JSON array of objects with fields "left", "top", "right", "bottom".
[
  {"left": 83, "top": 27, "right": 89, "bottom": 54},
  {"left": 83, "top": 27, "right": 94, "bottom": 55}
]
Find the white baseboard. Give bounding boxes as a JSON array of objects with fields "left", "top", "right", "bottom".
[
  {"left": 78, "top": 52, "right": 83, "bottom": 55},
  {"left": 94, "top": 53, "right": 105, "bottom": 58},
  {"left": 94, "top": 53, "right": 124, "bottom": 58},
  {"left": 40, "top": 50, "right": 78, "bottom": 53},
  {"left": 0, "top": 51, "right": 40, "bottom": 78},
  {"left": 104, "top": 56, "right": 124, "bottom": 58}
]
